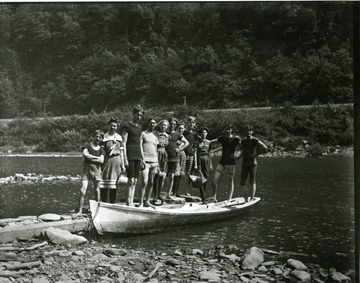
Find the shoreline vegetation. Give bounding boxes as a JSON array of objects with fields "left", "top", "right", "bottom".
[{"left": 0, "top": 103, "right": 354, "bottom": 158}]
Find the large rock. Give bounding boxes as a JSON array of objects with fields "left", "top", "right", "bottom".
[
  {"left": 240, "top": 247, "right": 264, "bottom": 270},
  {"left": 329, "top": 268, "right": 351, "bottom": 282},
  {"left": 38, "top": 213, "right": 61, "bottom": 221},
  {"left": 291, "top": 270, "right": 311, "bottom": 282},
  {"left": 43, "top": 227, "right": 87, "bottom": 245},
  {"left": 287, "top": 259, "right": 307, "bottom": 270}
]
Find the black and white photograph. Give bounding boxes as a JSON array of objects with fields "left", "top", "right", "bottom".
[{"left": 0, "top": 2, "right": 356, "bottom": 282}]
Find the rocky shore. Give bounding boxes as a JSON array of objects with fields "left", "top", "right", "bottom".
[{"left": 0, "top": 230, "right": 353, "bottom": 283}]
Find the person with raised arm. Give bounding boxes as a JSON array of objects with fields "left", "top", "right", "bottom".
[
  {"left": 238, "top": 125, "right": 267, "bottom": 202},
  {"left": 209, "top": 124, "right": 241, "bottom": 202}
]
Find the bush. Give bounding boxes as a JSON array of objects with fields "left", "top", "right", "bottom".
[
  {"left": 307, "top": 143, "right": 326, "bottom": 157},
  {"left": 0, "top": 104, "right": 353, "bottom": 153}
]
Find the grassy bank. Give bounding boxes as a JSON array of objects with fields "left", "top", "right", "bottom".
[{"left": 0, "top": 103, "right": 353, "bottom": 157}]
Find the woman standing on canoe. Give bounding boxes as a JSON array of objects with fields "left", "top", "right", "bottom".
[
  {"left": 153, "top": 120, "right": 169, "bottom": 204},
  {"left": 121, "top": 105, "right": 144, "bottom": 207},
  {"left": 73, "top": 130, "right": 105, "bottom": 218},
  {"left": 172, "top": 121, "right": 187, "bottom": 197},
  {"left": 195, "top": 127, "right": 213, "bottom": 203},
  {"left": 210, "top": 124, "right": 241, "bottom": 202},
  {"left": 100, "top": 117, "right": 125, "bottom": 203}
]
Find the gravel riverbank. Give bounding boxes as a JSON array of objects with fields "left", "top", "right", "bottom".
[{"left": 0, "top": 236, "right": 353, "bottom": 283}]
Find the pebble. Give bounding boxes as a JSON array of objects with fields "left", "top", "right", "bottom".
[{"left": 0, "top": 242, "right": 352, "bottom": 283}]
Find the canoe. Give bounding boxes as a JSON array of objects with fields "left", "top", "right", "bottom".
[{"left": 89, "top": 197, "right": 260, "bottom": 234}]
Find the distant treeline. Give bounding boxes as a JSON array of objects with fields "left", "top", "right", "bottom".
[
  {"left": 0, "top": 103, "right": 353, "bottom": 153},
  {"left": 0, "top": 2, "right": 353, "bottom": 118}
]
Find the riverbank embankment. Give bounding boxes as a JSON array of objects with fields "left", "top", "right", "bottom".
[{"left": 0, "top": 103, "right": 353, "bottom": 155}]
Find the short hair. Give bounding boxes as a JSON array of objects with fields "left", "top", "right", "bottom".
[
  {"left": 169, "top": 117, "right": 178, "bottom": 125},
  {"left": 200, "top": 127, "right": 209, "bottom": 133},
  {"left": 108, "top": 116, "right": 119, "bottom": 125},
  {"left": 158, "top": 119, "right": 169, "bottom": 127},
  {"left": 94, "top": 129, "right": 104, "bottom": 138},
  {"left": 132, "top": 105, "right": 144, "bottom": 115},
  {"left": 244, "top": 125, "right": 254, "bottom": 131},
  {"left": 148, "top": 117, "right": 157, "bottom": 123},
  {"left": 178, "top": 121, "right": 185, "bottom": 127},
  {"left": 187, "top": 116, "right": 196, "bottom": 123}
]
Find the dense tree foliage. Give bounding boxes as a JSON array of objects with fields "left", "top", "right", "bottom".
[{"left": 0, "top": 2, "right": 353, "bottom": 118}]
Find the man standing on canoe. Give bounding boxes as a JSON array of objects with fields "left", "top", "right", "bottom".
[
  {"left": 210, "top": 124, "right": 241, "bottom": 202},
  {"left": 139, "top": 118, "right": 159, "bottom": 207},
  {"left": 183, "top": 116, "right": 197, "bottom": 195},
  {"left": 238, "top": 125, "right": 267, "bottom": 202},
  {"left": 121, "top": 105, "right": 144, "bottom": 207}
]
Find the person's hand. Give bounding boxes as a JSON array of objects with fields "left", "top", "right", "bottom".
[
  {"left": 121, "top": 165, "right": 126, "bottom": 172},
  {"left": 124, "top": 158, "right": 129, "bottom": 167},
  {"left": 210, "top": 165, "right": 213, "bottom": 171}
]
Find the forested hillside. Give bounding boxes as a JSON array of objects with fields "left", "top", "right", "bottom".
[{"left": 0, "top": 2, "right": 353, "bottom": 118}]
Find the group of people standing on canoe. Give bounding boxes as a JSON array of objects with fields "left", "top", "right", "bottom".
[{"left": 74, "top": 105, "right": 267, "bottom": 218}]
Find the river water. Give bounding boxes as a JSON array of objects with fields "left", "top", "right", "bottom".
[{"left": 0, "top": 156, "right": 354, "bottom": 273}]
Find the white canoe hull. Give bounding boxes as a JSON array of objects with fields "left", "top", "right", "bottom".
[{"left": 89, "top": 197, "right": 260, "bottom": 234}]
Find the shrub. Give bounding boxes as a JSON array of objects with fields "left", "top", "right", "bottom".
[{"left": 307, "top": 143, "right": 326, "bottom": 157}]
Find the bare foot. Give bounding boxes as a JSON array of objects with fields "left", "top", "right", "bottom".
[
  {"left": 72, "top": 212, "right": 82, "bottom": 219},
  {"left": 144, "top": 201, "right": 155, "bottom": 208}
]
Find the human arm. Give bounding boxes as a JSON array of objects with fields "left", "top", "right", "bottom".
[
  {"left": 255, "top": 140, "right": 268, "bottom": 156},
  {"left": 140, "top": 132, "right": 146, "bottom": 168},
  {"left": 83, "top": 148, "right": 104, "bottom": 164},
  {"left": 121, "top": 131, "right": 129, "bottom": 166},
  {"left": 178, "top": 136, "right": 189, "bottom": 152}
]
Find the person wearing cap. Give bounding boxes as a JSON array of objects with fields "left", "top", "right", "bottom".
[
  {"left": 100, "top": 117, "right": 125, "bottom": 204},
  {"left": 121, "top": 105, "right": 144, "bottom": 207},
  {"left": 209, "top": 124, "right": 241, "bottom": 202},
  {"left": 237, "top": 125, "right": 267, "bottom": 202}
]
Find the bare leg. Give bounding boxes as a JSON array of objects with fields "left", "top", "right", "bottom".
[
  {"left": 140, "top": 167, "right": 150, "bottom": 207},
  {"left": 73, "top": 180, "right": 88, "bottom": 219},
  {"left": 250, "top": 182, "right": 256, "bottom": 201},
  {"left": 93, "top": 180, "right": 100, "bottom": 202},
  {"left": 145, "top": 170, "right": 156, "bottom": 207},
  {"left": 166, "top": 173, "right": 176, "bottom": 200},
  {"left": 212, "top": 171, "right": 221, "bottom": 200},
  {"left": 227, "top": 174, "right": 235, "bottom": 202},
  {"left": 128, "top": 178, "right": 137, "bottom": 207}
]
